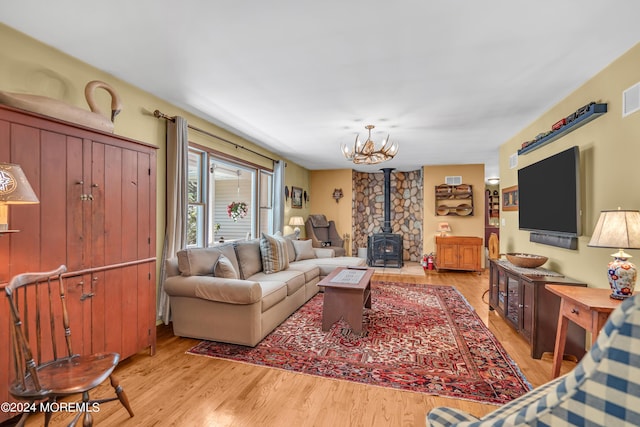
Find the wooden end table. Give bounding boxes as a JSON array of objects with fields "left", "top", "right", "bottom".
[
  {"left": 546, "top": 284, "right": 622, "bottom": 378},
  {"left": 318, "top": 267, "right": 374, "bottom": 333}
]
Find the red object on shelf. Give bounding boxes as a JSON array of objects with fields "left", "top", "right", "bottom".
[{"left": 552, "top": 118, "right": 566, "bottom": 131}]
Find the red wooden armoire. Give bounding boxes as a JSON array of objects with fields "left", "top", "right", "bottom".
[{"left": 0, "top": 104, "right": 157, "bottom": 422}]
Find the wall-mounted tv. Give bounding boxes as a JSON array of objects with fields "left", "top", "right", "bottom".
[{"left": 517, "top": 146, "right": 580, "bottom": 249}]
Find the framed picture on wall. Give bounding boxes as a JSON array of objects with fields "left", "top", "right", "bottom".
[
  {"left": 502, "top": 185, "right": 518, "bottom": 211},
  {"left": 291, "top": 186, "right": 303, "bottom": 209}
]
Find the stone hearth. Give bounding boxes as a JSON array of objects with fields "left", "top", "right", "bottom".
[{"left": 352, "top": 169, "right": 423, "bottom": 262}]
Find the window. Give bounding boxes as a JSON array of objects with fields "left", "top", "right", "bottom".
[
  {"left": 187, "top": 147, "right": 274, "bottom": 247},
  {"left": 187, "top": 150, "right": 205, "bottom": 247}
]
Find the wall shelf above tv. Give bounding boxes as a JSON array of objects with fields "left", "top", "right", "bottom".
[{"left": 518, "top": 103, "right": 607, "bottom": 155}]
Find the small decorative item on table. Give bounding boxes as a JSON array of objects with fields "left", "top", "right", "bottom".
[{"left": 505, "top": 253, "right": 548, "bottom": 269}]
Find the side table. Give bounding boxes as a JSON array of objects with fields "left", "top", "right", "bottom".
[{"left": 546, "top": 285, "right": 622, "bottom": 378}]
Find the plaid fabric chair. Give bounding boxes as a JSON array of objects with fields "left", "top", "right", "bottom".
[{"left": 426, "top": 293, "right": 640, "bottom": 426}]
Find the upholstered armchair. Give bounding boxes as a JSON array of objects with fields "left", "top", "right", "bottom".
[
  {"left": 305, "top": 214, "right": 346, "bottom": 257},
  {"left": 426, "top": 293, "right": 640, "bottom": 426}
]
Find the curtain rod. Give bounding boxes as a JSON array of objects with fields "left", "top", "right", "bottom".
[{"left": 153, "top": 109, "right": 278, "bottom": 163}]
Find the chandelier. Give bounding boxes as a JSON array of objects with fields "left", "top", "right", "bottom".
[{"left": 341, "top": 124, "right": 398, "bottom": 165}]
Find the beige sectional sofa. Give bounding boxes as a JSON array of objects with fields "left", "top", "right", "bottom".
[{"left": 163, "top": 235, "right": 366, "bottom": 346}]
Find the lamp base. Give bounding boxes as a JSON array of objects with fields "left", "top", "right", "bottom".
[{"left": 607, "top": 256, "right": 637, "bottom": 299}]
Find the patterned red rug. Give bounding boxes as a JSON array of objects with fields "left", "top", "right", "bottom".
[{"left": 186, "top": 281, "right": 532, "bottom": 404}]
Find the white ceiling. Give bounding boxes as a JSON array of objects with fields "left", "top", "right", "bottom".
[{"left": 2, "top": 1, "right": 640, "bottom": 178}]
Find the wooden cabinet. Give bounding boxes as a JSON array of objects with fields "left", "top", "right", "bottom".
[
  {"left": 489, "top": 259, "right": 586, "bottom": 359},
  {"left": 435, "top": 184, "right": 474, "bottom": 216},
  {"left": 435, "top": 236, "right": 482, "bottom": 272},
  {"left": 0, "top": 105, "right": 157, "bottom": 419}
]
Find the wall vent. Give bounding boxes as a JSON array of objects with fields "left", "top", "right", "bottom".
[
  {"left": 445, "top": 175, "right": 462, "bottom": 185},
  {"left": 623, "top": 82, "right": 640, "bottom": 117}
]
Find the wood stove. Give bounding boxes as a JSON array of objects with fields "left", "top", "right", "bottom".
[
  {"left": 368, "top": 233, "right": 403, "bottom": 268},
  {"left": 367, "top": 168, "right": 403, "bottom": 268}
]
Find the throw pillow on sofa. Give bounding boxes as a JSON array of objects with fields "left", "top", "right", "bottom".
[
  {"left": 260, "top": 232, "right": 289, "bottom": 274},
  {"left": 214, "top": 254, "right": 239, "bottom": 279},
  {"left": 291, "top": 239, "right": 316, "bottom": 261}
]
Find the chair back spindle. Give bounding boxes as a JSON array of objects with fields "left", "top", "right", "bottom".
[{"left": 5, "top": 265, "right": 68, "bottom": 394}]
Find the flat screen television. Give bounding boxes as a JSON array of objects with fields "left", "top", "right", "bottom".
[{"left": 518, "top": 146, "right": 581, "bottom": 245}]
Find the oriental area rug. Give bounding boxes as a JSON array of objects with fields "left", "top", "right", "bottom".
[{"left": 186, "top": 281, "right": 532, "bottom": 405}]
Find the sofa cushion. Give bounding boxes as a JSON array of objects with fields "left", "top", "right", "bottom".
[
  {"left": 259, "top": 281, "right": 288, "bottom": 312},
  {"left": 234, "top": 239, "right": 263, "bottom": 279},
  {"left": 214, "top": 254, "right": 238, "bottom": 279},
  {"left": 177, "top": 247, "right": 221, "bottom": 277},
  {"left": 260, "top": 233, "right": 289, "bottom": 274},
  {"left": 286, "top": 262, "right": 320, "bottom": 283},
  {"left": 285, "top": 237, "right": 296, "bottom": 263},
  {"left": 294, "top": 256, "right": 367, "bottom": 277},
  {"left": 292, "top": 239, "right": 316, "bottom": 261},
  {"left": 249, "top": 269, "right": 306, "bottom": 296}
]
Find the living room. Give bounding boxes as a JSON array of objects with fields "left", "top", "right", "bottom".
[{"left": 1, "top": 6, "right": 640, "bottom": 426}]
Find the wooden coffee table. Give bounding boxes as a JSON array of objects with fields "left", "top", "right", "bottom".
[{"left": 318, "top": 266, "right": 374, "bottom": 333}]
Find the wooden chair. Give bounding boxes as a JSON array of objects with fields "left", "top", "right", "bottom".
[{"left": 4, "top": 265, "right": 134, "bottom": 426}]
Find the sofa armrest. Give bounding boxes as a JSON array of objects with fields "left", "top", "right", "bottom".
[
  {"left": 164, "top": 275, "right": 261, "bottom": 305},
  {"left": 313, "top": 248, "right": 335, "bottom": 258}
]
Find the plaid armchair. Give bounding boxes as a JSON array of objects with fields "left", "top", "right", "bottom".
[{"left": 426, "top": 293, "right": 640, "bottom": 426}]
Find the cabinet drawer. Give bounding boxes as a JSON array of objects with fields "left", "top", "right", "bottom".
[{"left": 561, "top": 301, "right": 591, "bottom": 330}]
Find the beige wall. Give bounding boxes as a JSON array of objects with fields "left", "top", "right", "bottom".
[
  {"left": 423, "top": 164, "right": 486, "bottom": 267},
  {"left": 499, "top": 42, "right": 640, "bottom": 289},
  {"left": 309, "top": 169, "right": 354, "bottom": 254},
  {"left": 283, "top": 162, "right": 311, "bottom": 238}
]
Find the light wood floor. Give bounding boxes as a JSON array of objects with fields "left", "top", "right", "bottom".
[{"left": 18, "top": 264, "right": 580, "bottom": 427}]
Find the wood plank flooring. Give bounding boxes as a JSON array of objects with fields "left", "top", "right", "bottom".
[{"left": 15, "top": 266, "right": 580, "bottom": 427}]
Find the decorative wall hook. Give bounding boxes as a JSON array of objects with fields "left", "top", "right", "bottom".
[{"left": 332, "top": 188, "right": 343, "bottom": 203}]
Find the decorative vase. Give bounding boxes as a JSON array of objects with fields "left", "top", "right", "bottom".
[{"left": 607, "top": 255, "right": 637, "bottom": 299}]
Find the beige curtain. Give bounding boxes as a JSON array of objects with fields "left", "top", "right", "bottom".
[
  {"left": 273, "top": 160, "right": 285, "bottom": 232},
  {"left": 158, "top": 116, "right": 188, "bottom": 325}
]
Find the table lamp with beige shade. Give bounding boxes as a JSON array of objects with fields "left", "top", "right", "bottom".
[
  {"left": 289, "top": 216, "right": 305, "bottom": 239},
  {"left": 588, "top": 208, "right": 640, "bottom": 299},
  {"left": 0, "top": 163, "right": 39, "bottom": 232}
]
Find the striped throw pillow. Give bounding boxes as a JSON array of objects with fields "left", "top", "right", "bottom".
[{"left": 259, "top": 232, "right": 289, "bottom": 274}]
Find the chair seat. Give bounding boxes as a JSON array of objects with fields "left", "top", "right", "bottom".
[{"left": 11, "top": 353, "right": 120, "bottom": 399}]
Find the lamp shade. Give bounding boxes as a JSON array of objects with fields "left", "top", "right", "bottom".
[
  {"left": 588, "top": 209, "right": 640, "bottom": 250},
  {"left": 437, "top": 222, "right": 452, "bottom": 233},
  {"left": 289, "top": 216, "right": 305, "bottom": 226},
  {"left": 0, "top": 163, "right": 39, "bottom": 231},
  {"left": 0, "top": 163, "right": 39, "bottom": 204}
]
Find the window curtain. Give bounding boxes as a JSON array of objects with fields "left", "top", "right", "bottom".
[
  {"left": 272, "top": 160, "right": 285, "bottom": 233},
  {"left": 158, "top": 116, "right": 189, "bottom": 325}
]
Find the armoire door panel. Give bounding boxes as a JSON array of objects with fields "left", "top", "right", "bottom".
[
  {"left": 121, "top": 149, "right": 139, "bottom": 262},
  {"left": 91, "top": 141, "right": 107, "bottom": 268},
  {"left": 121, "top": 265, "right": 140, "bottom": 358},
  {"left": 137, "top": 153, "right": 152, "bottom": 259},
  {"left": 89, "top": 271, "right": 106, "bottom": 354},
  {"left": 66, "top": 136, "right": 88, "bottom": 271},
  {"left": 103, "top": 144, "right": 123, "bottom": 266},
  {"left": 40, "top": 130, "right": 68, "bottom": 271},
  {"left": 104, "top": 267, "right": 123, "bottom": 356}
]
